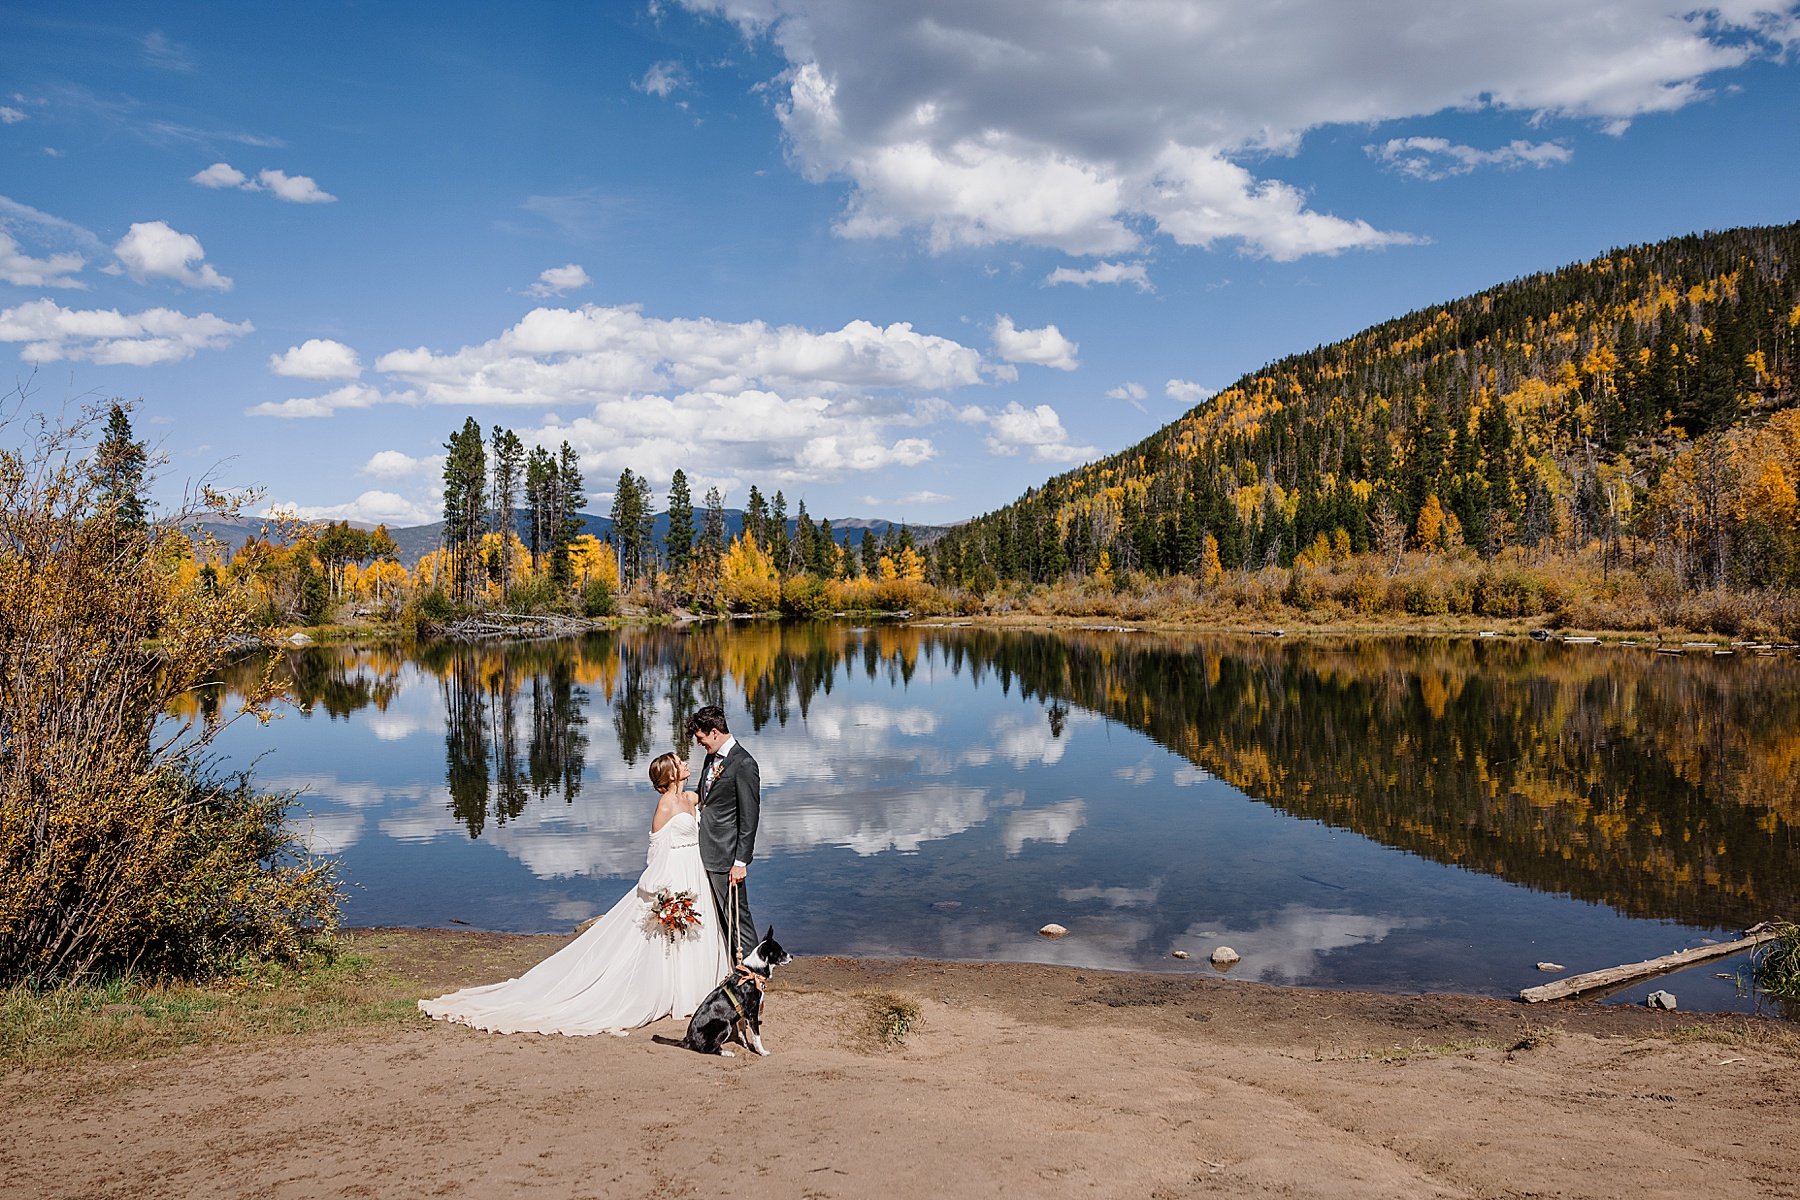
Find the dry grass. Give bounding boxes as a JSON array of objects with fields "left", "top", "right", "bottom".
[
  {"left": 0, "top": 943, "right": 420, "bottom": 1075},
  {"left": 851, "top": 989, "right": 923, "bottom": 1051}
]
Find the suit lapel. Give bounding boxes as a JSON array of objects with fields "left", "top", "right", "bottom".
[{"left": 704, "top": 746, "right": 734, "bottom": 804}]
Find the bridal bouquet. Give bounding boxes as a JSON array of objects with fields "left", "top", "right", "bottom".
[{"left": 647, "top": 888, "right": 702, "bottom": 941}]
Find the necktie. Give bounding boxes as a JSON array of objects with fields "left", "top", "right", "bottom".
[{"left": 701, "top": 753, "right": 718, "bottom": 797}]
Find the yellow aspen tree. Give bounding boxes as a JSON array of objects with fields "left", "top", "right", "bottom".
[
  {"left": 569, "top": 534, "right": 619, "bottom": 590},
  {"left": 895, "top": 545, "right": 926, "bottom": 583},
  {"left": 1415, "top": 494, "right": 1447, "bottom": 551},
  {"left": 1094, "top": 549, "right": 1113, "bottom": 587},
  {"left": 720, "top": 533, "right": 779, "bottom": 610},
  {"left": 1198, "top": 532, "right": 1222, "bottom": 586}
]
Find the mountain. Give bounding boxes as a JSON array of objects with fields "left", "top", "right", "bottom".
[
  {"left": 932, "top": 221, "right": 1800, "bottom": 587},
  {"left": 192, "top": 509, "right": 947, "bottom": 566}
]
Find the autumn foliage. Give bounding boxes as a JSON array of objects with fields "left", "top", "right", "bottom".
[{"left": 0, "top": 402, "right": 338, "bottom": 985}]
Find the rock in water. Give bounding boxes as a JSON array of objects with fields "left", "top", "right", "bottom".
[
  {"left": 1171, "top": 950, "right": 1191, "bottom": 960},
  {"left": 1038, "top": 923, "right": 1068, "bottom": 939},
  {"left": 1536, "top": 961, "right": 1566, "bottom": 972},
  {"left": 1210, "top": 946, "right": 1241, "bottom": 967},
  {"left": 1646, "top": 990, "right": 1678, "bottom": 1010}
]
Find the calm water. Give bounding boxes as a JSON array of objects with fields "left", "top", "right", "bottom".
[{"left": 196, "top": 624, "right": 1800, "bottom": 1014}]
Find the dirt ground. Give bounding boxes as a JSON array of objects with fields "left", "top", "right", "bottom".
[{"left": 3, "top": 930, "right": 1797, "bottom": 1200}]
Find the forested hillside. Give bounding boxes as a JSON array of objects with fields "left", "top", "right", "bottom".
[{"left": 934, "top": 223, "right": 1800, "bottom": 593}]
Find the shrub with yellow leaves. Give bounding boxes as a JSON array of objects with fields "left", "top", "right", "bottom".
[{"left": 0, "top": 400, "right": 338, "bottom": 985}]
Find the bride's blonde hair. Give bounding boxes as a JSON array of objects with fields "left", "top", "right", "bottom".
[{"left": 648, "top": 752, "right": 682, "bottom": 792}]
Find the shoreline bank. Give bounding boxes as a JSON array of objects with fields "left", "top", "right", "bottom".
[{"left": 5, "top": 928, "right": 1796, "bottom": 1199}]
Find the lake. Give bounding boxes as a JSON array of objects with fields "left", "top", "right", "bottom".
[{"left": 196, "top": 623, "right": 1800, "bottom": 1014}]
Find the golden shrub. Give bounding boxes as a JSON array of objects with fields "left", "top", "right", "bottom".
[{"left": 0, "top": 403, "right": 338, "bottom": 984}]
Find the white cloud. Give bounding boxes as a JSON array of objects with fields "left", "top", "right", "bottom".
[
  {"left": 191, "top": 161, "right": 248, "bottom": 188},
  {"left": 246, "top": 383, "right": 388, "bottom": 419},
  {"left": 265, "top": 490, "right": 437, "bottom": 527},
  {"left": 1044, "top": 259, "right": 1153, "bottom": 292},
  {"left": 109, "top": 221, "right": 231, "bottom": 290},
  {"left": 1106, "top": 381, "right": 1147, "bottom": 413},
  {"left": 0, "top": 232, "right": 85, "bottom": 288},
  {"left": 637, "top": 60, "right": 688, "bottom": 97},
  {"left": 362, "top": 450, "right": 441, "bottom": 479},
  {"left": 990, "top": 315, "right": 1078, "bottom": 370},
  {"left": 141, "top": 31, "right": 195, "bottom": 72},
  {"left": 190, "top": 162, "right": 337, "bottom": 203},
  {"left": 0, "top": 106, "right": 24, "bottom": 124},
  {"left": 242, "top": 300, "right": 1086, "bottom": 487},
  {"left": 1165, "top": 378, "right": 1215, "bottom": 404},
  {"left": 256, "top": 168, "right": 337, "bottom": 204},
  {"left": 1367, "top": 136, "right": 1575, "bottom": 180},
  {"left": 269, "top": 338, "right": 362, "bottom": 380},
  {"left": 679, "top": 0, "right": 1792, "bottom": 259},
  {"left": 526, "top": 263, "right": 592, "bottom": 298},
  {"left": 0, "top": 195, "right": 104, "bottom": 254},
  {"left": 960, "top": 400, "right": 1097, "bottom": 463},
  {"left": 0, "top": 298, "right": 252, "bottom": 365}
]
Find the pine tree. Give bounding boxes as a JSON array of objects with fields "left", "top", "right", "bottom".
[
  {"left": 441, "top": 417, "right": 487, "bottom": 604},
  {"left": 489, "top": 427, "right": 525, "bottom": 601},
  {"left": 700, "top": 485, "right": 726, "bottom": 564},
  {"left": 609, "top": 469, "right": 645, "bottom": 587},
  {"left": 93, "top": 402, "right": 148, "bottom": 528},
  {"left": 554, "top": 443, "right": 586, "bottom": 586},
  {"left": 665, "top": 469, "right": 696, "bottom": 579},
  {"left": 524, "top": 446, "right": 558, "bottom": 574}
]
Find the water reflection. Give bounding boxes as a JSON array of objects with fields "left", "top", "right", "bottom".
[{"left": 201, "top": 623, "right": 1800, "bottom": 1008}]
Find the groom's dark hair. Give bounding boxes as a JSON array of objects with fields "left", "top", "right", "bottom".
[{"left": 684, "top": 705, "right": 729, "bottom": 738}]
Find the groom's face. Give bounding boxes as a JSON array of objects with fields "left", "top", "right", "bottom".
[{"left": 694, "top": 728, "right": 726, "bottom": 754}]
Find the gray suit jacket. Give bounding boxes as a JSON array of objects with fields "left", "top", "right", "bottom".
[{"left": 698, "top": 743, "right": 760, "bottom": 874}]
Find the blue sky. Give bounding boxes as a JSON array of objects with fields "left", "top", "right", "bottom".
[{"left": 3, "top": 1, "right": 1798, "bottom": 528}]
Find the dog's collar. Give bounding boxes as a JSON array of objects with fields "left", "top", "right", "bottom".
[{"left": 734, "top": 963, "right": 769, "bottom": 989}]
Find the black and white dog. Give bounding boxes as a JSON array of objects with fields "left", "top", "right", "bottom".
[{"left": 656, "top": 927, "right": 792, "bottom": 1058}]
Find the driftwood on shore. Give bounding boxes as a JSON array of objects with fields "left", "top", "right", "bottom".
[
  {"left": 1519, "top": 922, "right": 1777, "bottom": 1003},
  {"left": 429, "top": 612, "right": 594, "bottom": 642}
]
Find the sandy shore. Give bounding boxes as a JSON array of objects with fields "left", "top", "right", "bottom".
[{"left": 3, "top": 929, "right": 1796, "bottom": 1199}]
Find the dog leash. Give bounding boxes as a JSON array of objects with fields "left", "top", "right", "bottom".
[{"left": 728, "top": 878, "right": 742, "bottom": 969}]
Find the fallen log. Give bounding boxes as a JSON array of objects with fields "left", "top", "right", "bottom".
[{"left": 1520, "top": 922, "right": 1777, "bottom": 1003}]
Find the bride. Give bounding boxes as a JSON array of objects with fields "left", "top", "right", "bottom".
[{"left": 419, "top": 751, "right": 731, "bottom": 1035}]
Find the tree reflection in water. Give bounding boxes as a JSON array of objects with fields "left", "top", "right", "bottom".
[{"left": 221, "top": 625, "right": 1800, "bottom": 930}]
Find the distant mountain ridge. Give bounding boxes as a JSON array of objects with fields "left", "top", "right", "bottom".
[{"left": 192, "top": 510, "right": 948, "bottom": 566}]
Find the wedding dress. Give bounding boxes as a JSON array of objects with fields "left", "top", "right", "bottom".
[{"left": 419, "top": 810, "right": 731, "bottom": 1035}]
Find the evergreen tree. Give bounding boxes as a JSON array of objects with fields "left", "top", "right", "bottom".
[
  {"left": 524, "top": 446, "right": 558, "bottom": 573},
  {"left": 554, "top": 443, "right": 586, "bottom": 585},
  {"left": 441, "top": 417, "right": 487, "bottom": 604},
  {"left": 93, "top": 402, "right": 148, "bottom": 528},
  {"left": 489, "top": 427, "right": 525, "bottom": 600},
  {"left": 769, "top": 490, "right": 789, "bottom": 566},
  {"left": 699, "top": 485, "right": 726, "bottom": 564},
  {"left": 745, "top": 486, "right": 768, "bottom": 548},
  {"left": 609, "top": 469, "right": 646, "bottom": 587},
  {"left": 665, "top": 469, "right": 696, "bottom": 578}
]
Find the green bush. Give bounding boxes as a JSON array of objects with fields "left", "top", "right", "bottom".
[{"left": 582, "top": 577, "right": 617, "bottom": 617}]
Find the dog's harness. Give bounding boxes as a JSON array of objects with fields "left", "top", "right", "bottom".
[{"left": 718, "top": 964, "right": 768, "bottom": 1020}]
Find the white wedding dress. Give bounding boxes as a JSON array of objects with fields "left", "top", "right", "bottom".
[{"left": 419, "top": 810, "right": 731, "bottom": 1035}]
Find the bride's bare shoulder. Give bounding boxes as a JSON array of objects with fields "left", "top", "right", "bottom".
[{"left": 649, "top": 792, "right": 680, "bottom": 833}]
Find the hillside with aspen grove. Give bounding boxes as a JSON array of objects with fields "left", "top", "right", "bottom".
[{"left": 930, "top": 222, "right": 1800, "bottom": 629}]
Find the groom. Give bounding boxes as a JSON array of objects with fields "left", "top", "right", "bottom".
[{"left": 684, "top": 705, "right": 760, "bottom": 964}]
